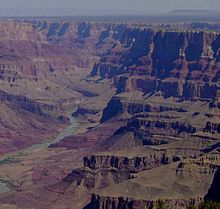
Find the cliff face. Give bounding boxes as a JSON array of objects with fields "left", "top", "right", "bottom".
[
  {"left": 92, "top": 29, "right": 220, "bottom": 100},
  {"left": 42, "top": 23, "right": 220, "bottom": 209},
  {"left": 0, "top": 21, "right": 95, "bottom": 84},
  {"left": 84, "top": 53, "right": 220, "bottom": 209},
  {"left": 101, "top": 97, "right": 124, "bottom": 122},
  {"left": 83, "top": 152, "right": 180, "bottom": 172},
  {"left": 0, "top": 20, "right": 129, "bottom": 155},
  {"left": 0, "top": 20, "right": 130, "bottom": 92},
  {"left": 84, "top": 159, "right": 218, "bottom": 209},
  {"left": 205, "top": 168, "right": 220, "bottom": 202},
  {"left": 63, "top": 167, "right": 131, "bottom": 192},
  {"left": 29, "top": 20, "right": 128, "bottom": 53},
  {"left": 0, "top": 19, "right": 220, "bottom": 209},
  {"left": 85, "top": 194, "right": 201, "bottom": 209},
  {"left": 100, "top": 96, "right": 213, "bottom": 147},
  {"left": 126, "top": 115, "right": 197, "bottom": 135},
  {"left": 204, "top": 122, "right": 220, "bottom": 134}
]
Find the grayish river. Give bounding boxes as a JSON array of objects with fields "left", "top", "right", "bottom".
[{"left": 0, "top": 115, "right": 79, "bottom": 194}]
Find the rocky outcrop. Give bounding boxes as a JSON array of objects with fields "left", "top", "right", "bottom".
[
  {"left": 203, "top": 122, "right": 220, "bottom": 134},
  {"left": 101, "top": 97, "right": 124, "bottom": 122},
  {"left": 85, "top": 194, "right": 201, "bottom": 209},
  {"left": 84, "top": 159, "right": 217, "bottom": 209},
  {"left": 99, "top": 96, "right": 201, "bottom": 149},
  {"left": 209, "top": 99, "right": 220, "bottom": 109},
  {"left": 0, "top": 19, "right": 220, "bottom": 209},
  {"left": 0, "top": 90, "right": 55, "bottom": 116},
  {"left": 83, "top": 153, "right": 180, "bottom": 172},
  {"left": 127, "top": 100, "right": 186, "bottom": 114},
  {"left": 28, "top": 20, "right": 128, "bottom": 53},
  {"left": 0, "top": 20, "right": 127, "bottom": 89},
  {"left": 128, "top": 116, "right": 197, "bottom": 134},
  {"left": 101, "top": 96, "right": 187, "bottom": 123},
  {"left": 205, "top": 168, "right": 220, "bottom": 202},
  {"left": 92, "top": 29, "right": 220, "bottom": 100},
  {"left": 109, "top": 113, "right": 197, "bottom": 145},
  {"left": 63, "top": 168, "right": 131, "bottom": 191}
]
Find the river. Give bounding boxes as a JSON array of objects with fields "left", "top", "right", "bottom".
[
  {"left": 0, "top": 114, "right": 79, "bottom": 194},
  {"left": 0, "top": 182, "right": 10, "bottom": 193}
]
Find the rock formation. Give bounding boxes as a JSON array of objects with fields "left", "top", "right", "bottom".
[{"left": 0, "top": 18, "right": 219, "bottom": 209}]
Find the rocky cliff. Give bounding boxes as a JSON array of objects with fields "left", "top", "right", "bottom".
[
  {"left": 205, "top": 168, "right": 220, "bottom": 202},
  {"left": 83, "top": 29, "right": 220, "bottom": 206},
  {"left": 0, "top": 20, "right": 129, "bottom": 155},
  {"left": 92, "top": 29, "right": 220, "bottom": 100},
  {"left": 85, "top": 194, "right": 201, "bottom": 209},
  {"left": 83, "top": 152, "right": 180, "bottom": 172},
  {"left": 100, "top": 95, "right": 218, "bottom": 146},
  {"left": 49, "top": 22, "right": 220, "bottom": 209},
  {"left": 0, "top": 19, "right": 220, "bottom": 209},
  {"left": 84, "top": 160, "right": 217, "bottom": 209}
]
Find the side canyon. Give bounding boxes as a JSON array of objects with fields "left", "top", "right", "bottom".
[{"left": 0, "top": 19, "right": 219, "bottom": 209}]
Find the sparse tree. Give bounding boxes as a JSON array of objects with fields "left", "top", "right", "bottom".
[
  {"left": 188, "top": 204, "right": 197, "bottom": 209},
  {"left": 155, "top": 199, "right": 165, "bottom": 209},
  {"left": 199, "top": 201, "right": 220, "bottom": 209}
]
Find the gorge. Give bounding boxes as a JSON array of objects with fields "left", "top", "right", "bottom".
[{"left": 0, "top": 18, "right": 219, "bottom": 209}]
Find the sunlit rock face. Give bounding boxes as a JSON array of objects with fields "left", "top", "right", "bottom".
[
  {"left": 0, "top": 20, "right": 129, "bottom": 155},
  {"left": 0, "top": 19, "right": 220, "bottom": 209},
  {"left": 92, "top": 28, "right": 220, "bottom": 100}
]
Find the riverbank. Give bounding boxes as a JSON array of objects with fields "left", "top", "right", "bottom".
[{"left": 0, "top": 113, "right": 91, "bottom": 195}]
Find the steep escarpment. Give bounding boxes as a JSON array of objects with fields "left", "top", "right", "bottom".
[
  {"left": 46, "top": 24, "right": 220, "bottom": 209},
  {"left": 28, "top": 20, "right": 128, "bottom": 54},
  {"left": 0, "top": 19, "right": 220, "bottom": 209},
  {"left": 85, "top": 194, "right": 201, "bottom": 209},
  {"left": 62, "top": 166, "right": 131, "bottom": 192},
  {"left": 204, "top": 122, "right": 220, "bottom": 134},
  {"left": 205, "top": 168, "right": 220, "bottom": 202},
  {"left": 82, "top": 99, "right": 220, "bottom": 209},
  {"left": 83, "top": 151, "right": 180, "bottom": 172},
  {"left": 0, "top": 20, "right": 126, "bottom": 155},
  {"left": 48, "top": 147, "right": 181, "bottom": 208},
  {"left": 84, "top": 49, "right": 220, "bottom": 208},
  {"left": 100, "top": 95, "right": 219, "bottom": 142},
  {"left": 92, "top": 29, "right": 220, "bottom": 100},
  {"left": 85, "top": 160, "right": 219, "bottom": 209},
  {"left": 0, "top": 20, "right": 128, "bottom": 90},
  {"left": 0, "top": 21, "right": 96, "bottom": 84}
]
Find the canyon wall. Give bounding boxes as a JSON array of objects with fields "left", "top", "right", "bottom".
[
  {"left": 0, "top": 19, "right": 219, "bottom": 209},
  {"left": 85, "top": 194, "right": 201, "bottom": 209},
  {"left": 92, "top": 29, "right": 220, "bottom": 100}
]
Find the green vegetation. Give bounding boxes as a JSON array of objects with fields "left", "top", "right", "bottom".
[
  {"left": 152, "top": 199, "right": 165, "bottom": 209},
  {"left": 188, "top": 205, "right": 197, "bottom": 209},
  {"left": 199, "top": 201, "right": 220, "bottom": 209},
  {"left": 150, "top": 201, "right": 220, "bottom": 209},
  {"left": 188, "top": 201, "right": 220, "bottom": 209}
]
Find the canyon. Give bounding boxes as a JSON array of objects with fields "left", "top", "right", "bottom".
[{"left": 0, "top": 18, "right": 219, "bottom": 209}]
